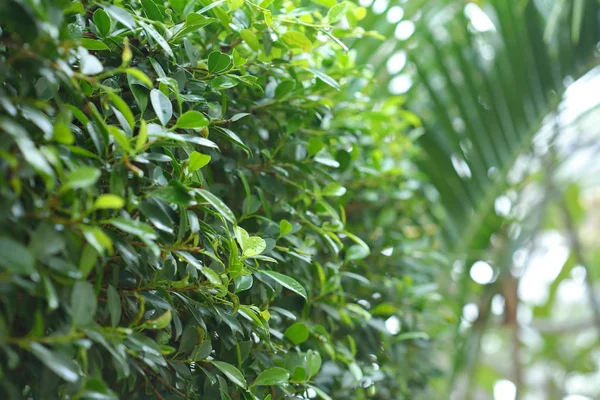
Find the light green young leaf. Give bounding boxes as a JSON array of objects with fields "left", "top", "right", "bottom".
[
  {"left": 240, "top": 29, "right": 260, "bottom": 51},
  {"left": 136, "top": 119, "right": 148, "bottom": 151},
  {"left": 322, "top": 182, "right": 347, "bottom": 197},
  {"left": 176, "top": 110, "right": 209, "bottom": 129},
  {"left": 108, "top": 126, "right": 132, "bottom": 153},
  {"left": 282, "top": 31, "right": 312, "bottom": 52},
  {"left": 284, "top": 322, "right": 309, "bottom": 344},
  {"left": 345, "top": 244, "right": 370, "bottom": 262},
  {"left": 327, "top": 1, "right": 349, "bottom": 24},
  {"left": 94, "top": 194, "right": 125, "bottom": 209},
  {"left": 140, "top": 309, "right": 172, "bottom": 330},
  {"left": 81, "top": 38, "right": 109, "bottom": 51},
  {"left": 279, "top": 219, "right": 293, "bottom": 237},
  {"left": 242, "top": 237, "right": 266, "bottom": 258},
  {"left": 306, "top": 350, "right": 322, "bottom": 377},
  {"left": 234, "top": 225, "right": 250, "bottom": 250},
  {"left": 188, "top": 151, "right": 211, "bottom": 171}
]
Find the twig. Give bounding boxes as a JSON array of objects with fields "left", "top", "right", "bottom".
[
  {"left": 141, "top": 366, "right": 186, "bottom": 398},
  {"left": 146, "top": 378, "right": 166, "bottom": 400}
]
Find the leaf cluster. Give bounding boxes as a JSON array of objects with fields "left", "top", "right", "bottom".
[{"left": 0, "top": 0, "right": 441, "bottom": 398}]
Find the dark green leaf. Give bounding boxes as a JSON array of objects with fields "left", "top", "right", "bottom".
[
  {"left": 207, "top": 51, "right": 231, "bottom": 74},
  {"left": 0, "top": 237, "right": 35, "bottom": 274},
  {"left": 29, "top": 343, "right": 80, "bottom": 382},
  {"left": 107, "top": 284, "right": 121, "bottom": 327},
  {"left": 93, "top": 9, "right": 111, "bottom": 37},
  {"left": 151, "top": 181, "right": 194, "bottom": 206},
  {"left": 211, "top": 361, "right": 246, "bottom": 388}
]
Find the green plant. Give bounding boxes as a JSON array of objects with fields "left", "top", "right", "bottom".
[{"left": 0, "top": 0, "right": 440, "bottom": 398}]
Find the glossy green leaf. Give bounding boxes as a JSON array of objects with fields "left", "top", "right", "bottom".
[
  {"left": 261, "top": 271, "right": 307, "bottom": 299},
  {"left": 151, "top": 181, "right": 194, "bottom": 206},
  {"left": 94, "top": 194, "right": 125, "bottom": 209},
  {"left": 141, "top": 0, "right": 165, "bottom": 22},
  {"left": 207, "top": 51, "right": 231, "bottom": 74},
  {"left": 93, "top": 9, "right": 111, "bottom": 37},
  {"left": 140, "top": 309, "right": 172, "bottom": 330},
  {"left": 211, "top": 361, "right": 246, "bottom": 388},
  {"left": 150, "top": 89, "right": 173, "bottom": 126},
  {"left": 240, "top": 29, "right": 259, "bottom": 51},
  {"left": 322, "top": 182, "right": 346, "bottom": 197},
  {"left": 103, "top": 5, "right": 136, "bottom": 30},
  {"left": 110, "top": 218, "right": 157, "bottom": 240},
  {"left": 29, "top": 343, "right": 80, "bottom": 382},
  {"left": 345, "top": 244, "right": 370, "bottom": 262},
  {"left": 196, "top": 189, "right": 236, "bottom": 224},
  {"left": 279, "top": 219, "right": 292, "bottom": 237},
  {"left": 305, "top": 68, "right": 339, "bottom": 90},
  {"left": 81, "top": 38, "right": 109, "bottom": 51},
  {"left": 188, "top": 151, "right": 211, "bottom": 171},
  {"left": 252, "top": 367, "right": 290, "bottom": 387},
  {"left": 284, "top": 322, "right": 309, "bottom": 345},
  {"left": 177, "top": 110, "right": 209, "bottom": 129}
]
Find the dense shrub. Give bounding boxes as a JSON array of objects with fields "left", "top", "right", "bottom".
[{"left": 0, "top": 0, "right": 441, "bottom": 398}]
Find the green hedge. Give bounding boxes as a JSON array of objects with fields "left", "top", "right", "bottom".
[{"left": 0, "top": 0, "right": 442, "bottom": 398}]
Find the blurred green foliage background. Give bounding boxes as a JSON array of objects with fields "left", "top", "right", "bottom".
[{"left": 1, "top": 0, "right": 600, "bottom": 399}]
